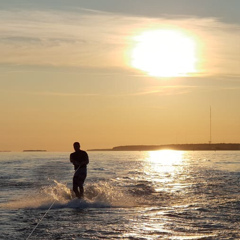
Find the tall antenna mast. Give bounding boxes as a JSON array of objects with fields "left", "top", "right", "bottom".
[{"left": 209, "top": 106, "right": 212, "bottom": 144}]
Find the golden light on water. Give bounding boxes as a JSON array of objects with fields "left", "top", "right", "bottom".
[
  {"left": 147, "top": 150, "right": 184, "bottom": 172},
  {"left": 148, "top": 150, "right": 183, "bottom": 164},
  {"left": 144, "top": 150, "right": 185, "bottom": 192},
  {"left": 130, "top": 29, "right": 198, "bottom": 77}
]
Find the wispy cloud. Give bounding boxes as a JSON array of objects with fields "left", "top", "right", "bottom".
[
  {"left": 0, "top": 89, "right": 99, "bottom": 97},
  {"left": 129, "top": 85, "right": 196, "bottom": 96},
  {"left": 0, "top": 9, "right": 239, "bottom": 77},
  {"left": 32, "top": 91, "right": 99, "bottom": 97}
]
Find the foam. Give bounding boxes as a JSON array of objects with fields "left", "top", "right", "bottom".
[{"left": 1, "top": 180, "right": 138, "bottom": 210}]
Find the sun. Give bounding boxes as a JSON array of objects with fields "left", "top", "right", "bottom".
[{"left": 130, "top": 29, "right": 198, "bottom": 77}]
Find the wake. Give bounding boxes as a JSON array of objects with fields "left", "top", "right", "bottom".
[{"left": 2, "top": 180, "right": 137, "bottom": 210}]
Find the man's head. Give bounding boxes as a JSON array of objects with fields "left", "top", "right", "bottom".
[{"left": 73, "top": 142, "right": 80, "bottom": 151}]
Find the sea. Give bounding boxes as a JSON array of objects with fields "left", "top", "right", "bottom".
[{"left": 0, "top": 150, "right": 239, "bottom": 240}]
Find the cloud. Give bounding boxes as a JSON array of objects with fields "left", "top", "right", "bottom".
[
  {"left": 33, "top": 91, "right": 99, "bottom": 97},
  {"left": 130, "top": 85, "right": 196, "bottom": 96},
  {"left": 0, "top": 9, "right": 239, "bottom": 77},
  {"left": 0, "top": 9, "right": 131, "bottom": 68},
  {"left": 0, "top": 89, "right": 99, "bottom": 97}
]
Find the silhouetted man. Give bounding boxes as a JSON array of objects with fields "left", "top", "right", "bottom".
[{"left": 70, "top": 142, "right": 89, "bottom": 199}]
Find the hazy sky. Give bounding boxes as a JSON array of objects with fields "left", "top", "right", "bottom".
[{"left": 1, "top": 0, "right": 240, "bottom": 151}]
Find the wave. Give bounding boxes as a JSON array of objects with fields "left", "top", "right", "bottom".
[
  {"left": 1, "top": 180, "right": 139, "bottom": 210},
  {"left": 52, "top": 198, "right": 111, "bottom": 209},
  {"left": 1, "top": 178, "right": 176, "bottom": 210}
]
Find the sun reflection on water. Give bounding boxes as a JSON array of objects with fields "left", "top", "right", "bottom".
[
  {"left": 148, "top": 150, "right": 183, "bottom": 164},
  {"left": 144, "top": 150, "right": 186, "bottom": 192}
]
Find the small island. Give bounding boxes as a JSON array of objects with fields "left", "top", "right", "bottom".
[{"left": 23, "top": 150, "right": 47, "bottom": 152}]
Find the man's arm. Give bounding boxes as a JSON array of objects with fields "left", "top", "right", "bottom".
[
  {"left": 78, "top": 152, "right": 89, "bottom": 167},
  {"left": 70, "top": 153, "right": 77, "bottom": 165},
  {"left": 84, "top": 152, "right": 89, "bottom": 165}
]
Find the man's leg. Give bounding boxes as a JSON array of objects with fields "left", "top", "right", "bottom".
[
  {"left": 78, "top": 175, "right": 86, "bottom": 199},
  {"left": 73, "top": 176, "right": 81, "bottom": 198},
  {"left": 79, "top": 185, "right": 84, "bottom": 198}
]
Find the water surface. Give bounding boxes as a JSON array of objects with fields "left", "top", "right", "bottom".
[{"left": 0, "top": 151, "right": 239, "bottom": 239}]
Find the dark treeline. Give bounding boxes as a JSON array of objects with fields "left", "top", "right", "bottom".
[{"left": 89, "top": 143, "right": 240, "bottom": 151}]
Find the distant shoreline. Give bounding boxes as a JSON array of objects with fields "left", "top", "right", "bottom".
[{"left": 88, "top": 143, "right": 240, "bottom": 151}]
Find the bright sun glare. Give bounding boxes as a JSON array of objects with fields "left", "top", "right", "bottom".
[
  {"left": 131, "top": 29, "right": 198, "bottom": 77},
  {"left": 148, "top": 150, "right": 183, "bottom": 166}
]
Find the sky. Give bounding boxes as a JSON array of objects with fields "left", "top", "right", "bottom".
[{"left": 0, "top": 0, "right": 240, "bottom": 151}]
